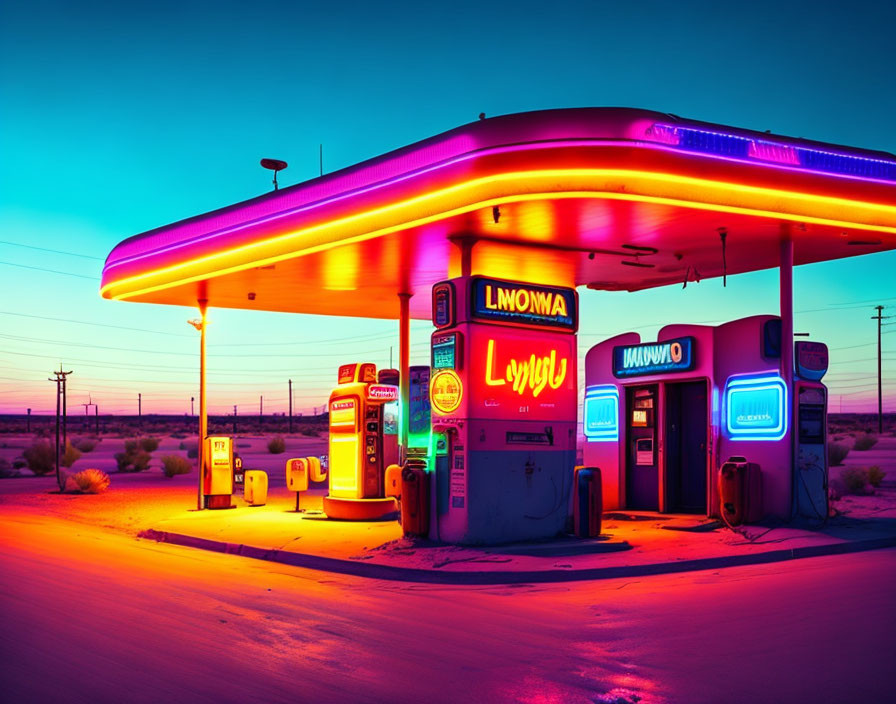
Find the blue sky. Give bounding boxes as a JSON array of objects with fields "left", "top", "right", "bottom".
[{"left": 1, "top": 0, "right": 893, "bottom": 416}]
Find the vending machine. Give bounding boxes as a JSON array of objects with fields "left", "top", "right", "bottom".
[
  {"left": 323, "top": 363, "right": 400, "bottom": 520},
  {"left": 794, "top": 341, "right": 829, "bottom": 520},
  {"left": 203, "top": 435, "right": 234, "bottom": 509},
  {"left": 377, "top": 368, "right": 400, "bottom": 469},
  {"left": 429, "top": 276, "right": 578, "bottom": 544}
]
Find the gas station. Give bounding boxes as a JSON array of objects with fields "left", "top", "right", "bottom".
[{"left": 101, "top": 108, "right": 896, "bottom": 545}]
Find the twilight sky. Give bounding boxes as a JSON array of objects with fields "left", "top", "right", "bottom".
[{"left": 1, "top": 0, "right": 894, "bottom": 417}]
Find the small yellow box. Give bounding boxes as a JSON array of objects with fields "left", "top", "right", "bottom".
[
  {"left": 244, "top": 470, "right": 268, "bottom": 506},
  {"left": 308, "top": 456, "right": 327, "bottom": 483},
  {"left": 384, "top": 464, "right": 402, "bottom": 498},
  {"left": 286, "top": 458, "right": 309, "bottom": 493}
]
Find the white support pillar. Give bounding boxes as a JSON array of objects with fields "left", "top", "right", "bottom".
[{"left": 398, "top": 292, "right": 411, "bottom": 461}]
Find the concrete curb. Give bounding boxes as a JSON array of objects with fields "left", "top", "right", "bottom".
[{"left": 137, "top": 529, "right": 896, "bottom": 585}]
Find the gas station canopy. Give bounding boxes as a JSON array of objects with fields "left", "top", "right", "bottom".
[{"left": 101, "top": 108, "right": 896, "bottom": 319}]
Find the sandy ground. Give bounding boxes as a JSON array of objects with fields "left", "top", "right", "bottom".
[
  {"left": 0, "top": 433, "right": 328, "bottom": 489},
  {"left": 2, "top": 434, "right": 896, "bottom": 576},
  {"left": 1, "top": 511, "right": 894, "bottom": 704}
]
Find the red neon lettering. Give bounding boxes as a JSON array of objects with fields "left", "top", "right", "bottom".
[{"left": 484, "top": 339, "right": 567, "bottom": 398}]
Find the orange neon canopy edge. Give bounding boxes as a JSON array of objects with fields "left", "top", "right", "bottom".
[{"left": 100, "top": 108, "right": 896, "bottom": 318}]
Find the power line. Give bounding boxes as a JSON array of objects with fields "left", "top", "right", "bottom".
[
  {"left": 0, "top": 260, "right": 99, "bottom": 279},
  {"left": 0, "top": 240, "right": 104, "bottom": 260},
  {"left": 0, "top": 310, "right": 193, "bottom": 337}
]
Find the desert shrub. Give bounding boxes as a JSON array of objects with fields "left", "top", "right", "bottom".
[
  {"left": 170, "top": 432, "right": 187, "bottom": 439},
  {"left": 828, "top": 443, "right": 850, "bottom": 466},
  {"left": 124, "top": 439, "right": 139, "bottom": 454},
  {"left": 867, "top": 465, "right": 886, "bottom": 488},
  {"left": 161, "top": 455, "right": 192, "bottom": 478},
  {"left": 186, "top": 443, "right": 198, "bottom": 459},
  {"left": 61, "top": 441, "right": 82, "bottom": 468},
  {"left": 13, "top": 459, "right": 26, "bottom": 469},
  {"left": 0, "top": 457, "right": 16, "bottom": 478},
  {"left": 71, "top": 438, "right": 99, "bottom": 452},
  {"left": 131, "top": 451, "right": 152, "bottom": 472},
  {"left": 178, "top": 441, "right": 186, "bottom": 450},
  {"left": 301, "top": 428, "right": 318, "bottom": 437},
  {"left": 115, "top": 448, "right": 151, "bottom": 472},
  {"left": 139, "top": 437, "right": 160, "bottom": 453},
  {"left": 267, "top": 436, "right": 286, "bottom": 454},
  {"left": 23, "top": 440, "right": 56, "bottom": 476},
  {"left": 841, "top": 467, "right": 869, "bottom": 494},
  {"left": 66, "top": 468, "right": 110, "bottom": 494},
  {"left": 853, "top": 434, "right": 878, "bottom": 451},
  {"left": 72, "top": 437, "right": 98, "bottom": 452}
]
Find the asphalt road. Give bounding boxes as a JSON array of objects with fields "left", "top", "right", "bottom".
[{"left": 1, "top": 513, "right": 894, "bottom": 704}]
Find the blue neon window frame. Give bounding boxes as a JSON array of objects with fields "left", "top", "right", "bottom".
[
  {"left": 584, "top": 385, "right": 619, "bottom": 442},
  {"left": 724, "top": 373, "right": 787, "bottom": 441}
]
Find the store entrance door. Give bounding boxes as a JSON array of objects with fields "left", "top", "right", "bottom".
[
  {"left": 625, "top": 385, "right": 658, "bottom": 510},
  {"left": 665, "top": 380, "right": 707, "bottom": 513}
]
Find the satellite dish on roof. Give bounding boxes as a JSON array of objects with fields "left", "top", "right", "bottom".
[{"left": 260, "top": 158, "right": 288, "bottom": 191}]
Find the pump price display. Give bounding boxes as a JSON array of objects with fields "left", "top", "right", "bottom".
[{"left": 432, "top": 332, "right": 461, "bottom": 370}]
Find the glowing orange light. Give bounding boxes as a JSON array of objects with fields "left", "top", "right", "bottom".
[
  {"left": 101, "top": 167, "right": 896, "bottom": 302},
  {"left": 484, "top": 338, "right": 568, "bottom": 398}
]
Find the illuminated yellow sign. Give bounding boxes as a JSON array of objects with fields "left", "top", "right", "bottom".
[
  {"left": 330, "top": 399, "right": 357, "bottom": 427},
  {"left": 484, "top": 338, "right": 568, "bottom": 398},
  {"left": 430, "top": 369, "right": 463, "bottom": 414}
]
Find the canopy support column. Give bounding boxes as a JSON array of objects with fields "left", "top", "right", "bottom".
[
  {"left": 192, "top": 299, "right": 208, "bottom": 510},
  {"left": 779, "top": 228, "right": 793, "bottom": 385},
  {"left": 398, "top": 292, "right": 411, "bottom": 462}
]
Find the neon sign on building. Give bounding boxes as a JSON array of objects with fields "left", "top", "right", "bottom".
[
  {"left": 471, "top": 277, "right": 577, "bottom": 332},
  {"left": 613, "top": 336, "right": 695, "bottom": 378},
  {"left": 725, "top": 373, "right": 787, "bottom": 441},
  {"left": 583, "top": 385, "right": 619, "bottom": 441}
]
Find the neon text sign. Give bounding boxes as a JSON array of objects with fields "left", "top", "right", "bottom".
[
  {"left": 725, "top": 373, "right": 787, "bottom": 441},
  {"left": 583, "top": 385, "right": 619, "bottom": 441},
  {"left": 471, "top": 277, "right": 577, "bottom": 331},
  {"left": 484, "top": 339, "right": 568, "bottom": 398},
  {"left": 613, "top": 336, "right": 695, "bottom": 378}
]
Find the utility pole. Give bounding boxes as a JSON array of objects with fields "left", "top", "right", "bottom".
[
  {"left": 48, "top": 366, "right": 72, "bottom": 492},
  {"left": 288, "top": 379, "right": 293, "bottom": 434},
  {"left": 872, "top": 305, "right": 891, "bottom": 434},
  {"left": 259, "top": 395, "right": 263, "bottom": 429},
  {"left": 233, "top": 404, "right": 237, "bottom": 435},
  {"left": 191, "top": 396, "right": 195, "bottom": 416},
  {"left": 95, "top": 404, "right": 99, "bottom": 436},
  {"left": 82, "top": 394, "right": 95, "bottom": 433},
  {"left": 26, "top": 408, "right": 31, "bottom": 434},
  {"left": 138, "top": 393, "right": 142, "bottom": 428}
]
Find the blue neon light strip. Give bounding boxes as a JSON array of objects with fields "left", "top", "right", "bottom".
[
  {"left": 584, "top": 385, "right": 619, "bottom": 442},
  {"left": 725, "top": 373, "right": 787, "bottom": 441},
  {"left": 647, "top": 123, "right": 896, "bottom": 183}
]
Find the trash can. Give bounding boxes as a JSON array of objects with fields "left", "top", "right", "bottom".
[
  {"left": 244, "top": 470, "right": 268, "bottom": 506},
  {"left": 719, "top": 457, "right": 762, "bottom": 526},
  {"left": 401, "top": 466, "right": 429, "bottom": 537},
  {"left": 573, "top": 466, "right": 602, "bottom": 538}
]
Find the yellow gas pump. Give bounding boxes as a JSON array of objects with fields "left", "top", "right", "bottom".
[{"left": 203, "top": 436, "right": 234, "bottom": 509}]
